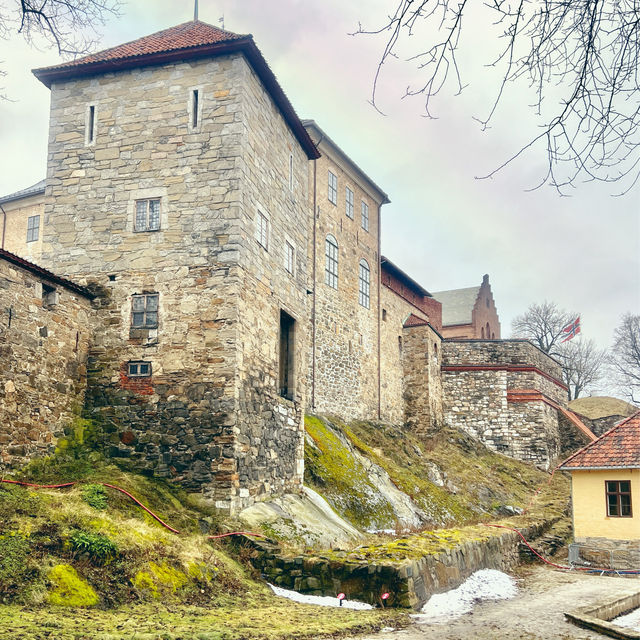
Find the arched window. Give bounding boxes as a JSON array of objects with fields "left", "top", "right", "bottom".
[
  {"left": 358, "top": 259, "right": 370, "bottom": 308},
  {"left": 325, "top": 235, "right": 338, "bottom": 289},
  {"left": 486, "top": 322, "right": 491, "bottom": 339},
  {"left": 481, "top": 327, "right": 485, "bottom": 339}
]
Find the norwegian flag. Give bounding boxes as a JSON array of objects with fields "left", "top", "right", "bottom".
[{"left": 560, "top": 316, "right": 581, "bottom": 343}]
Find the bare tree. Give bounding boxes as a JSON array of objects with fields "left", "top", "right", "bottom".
[
  {"left": 356, "top": 1, "right": 640, "bottom": 193},
  {"left": 0, "top": 0, "right": 120, "bottom": 61},
  {"left": 609, "top": 313, "right": 640, "bottom": 404},
  {"left": 511, "top": 301, "right": 575, "bottom": 356},
  {"left": 557, "top": 338, "right": 608, "bottom": 401}
]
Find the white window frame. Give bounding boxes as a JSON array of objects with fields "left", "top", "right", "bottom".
[
  {"left": 85, "top": 103, "right": 97, "bottom": 146},
  {"left": 131, "top": 293, "right": 159, "bottom": 329},
  {"left": 134, "top": 198, "right": 161, "bottom": 232},
  {"left": 284, "top": 238, "right": 295, "bottom": 275},
  {"left": 359, "top": 259, "right": 370, "bottom": 309},
  {"left": 188, "top": 87, "right": 203, "bottom": 132},
  {"left": 346, "top": 186, "right": 354, "bottom": 219},
  {"left": 328, "top": 170, "right": 338, "bottom": 205},
  {"left": 128, "top": 361, "right": 152, "bottom": 377},
  {"left": 361, "top": 200, "right": 369, "bottom": 232},
  {"left": 325, "top": 234, "right": 338, "bottom": 289},
  {"left": 256, "top": 210, "right": 269, "bottom": 250},
  {"left": 26, "top": 215, "right": 40, "bottom": 243}
]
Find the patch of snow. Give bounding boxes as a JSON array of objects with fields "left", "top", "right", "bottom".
[
  {"left": 411, "top": 569, "right": 518, "bottom": 624},
  {"left": 613, "top": 607, "right": 640, "bottom": 630},
  {"left": 268, "top": 583, "right": 373, "bottom": 610}
]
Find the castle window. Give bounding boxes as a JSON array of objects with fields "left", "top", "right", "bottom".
[
  {"left": 131, "top": 293, "right": 159, "bottom": 329},
  {"left": 486, "top": 322, "right": 491, "bottom": 339},
  {"left": 358, "top": 259, "right": 370, "bottom": 309},
  {"left": 135, "top": 199, "right": 161, "bottom": 232},
  {"left": 328, "top": 170, "right": 337, "bottom": 205},
  {"left": 325, "top": 234, "right": 338, "bottom": 289},
  {"left": 345, "top": 186, "right": 354, "bottom": 218},
  {"left": 279, "top": 310, "right": 295, "bottom": 400},
  {"left": 86, "top": 104, "right": 96, "bottom": 145},
  {"left": 361, "top": 201, "right": 369, "bottom": 231},
  {"left": 26, "top": 215, "right": 40, "bottom": 243},
  {"left": 606, "top": 480, "right": 632, "bottom": 517},
  {"left": 128, "top": 361, "right": 151, "bottom": 377},
  {"left": 285, "top": 240, "right": 295, "bottom": 275},
  {"left": 191, "top": 89, "right": 199, "bottom": 129},
  {"left": 289, "top": 154, "right": 294, "bottom": 191},
  {"left": 256, "top": 211, "right": 269, "bottom": 249},
  {"left": 382, "top": 309, "right": 387, "bottom": 321}
]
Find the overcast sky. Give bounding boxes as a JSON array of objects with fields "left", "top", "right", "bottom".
[{"left": 0, "top": 1, "right": 638, "bottom": 392}]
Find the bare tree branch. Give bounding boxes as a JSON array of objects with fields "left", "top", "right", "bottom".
[
  {"left": 355, "top": 0, "right": 640, "bottom": 192},
  {"left": 609, "top": 313, "right": 640, "bottom": 404}
]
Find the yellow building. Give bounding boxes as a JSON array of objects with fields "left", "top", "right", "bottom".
[
  {"left": 560, "top": 412, "right": 640, "bottom": 567},
  {"left": 0, "top": 179, "right": 45, "bottom": 262}
]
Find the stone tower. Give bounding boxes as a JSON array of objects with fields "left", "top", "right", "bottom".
[{"left": 33, "top": 21, "right": 319, "bottom": 513}]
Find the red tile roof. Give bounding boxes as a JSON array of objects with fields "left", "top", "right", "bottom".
[
  {"left": 35, "top": 21, "right": 246, "bottom": 72},
  {"left": 32, "top": 20, "right": 320, "bottom": 160},
  {"left": 404, "top": 313, "right": 429, "bottom": 328},
  {"left": 560, "top": 411, "right": 640, "bottom": 469}
]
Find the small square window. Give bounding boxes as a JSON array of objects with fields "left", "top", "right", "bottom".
[
  {"left": 346, "top": 187, "right": 354, "bottom": 218},
  {"left": 128, "top": 361, "right": 151, "bottom": 377},
  {"left": 256, "top": 211, "right": 269, "bottom": 250},
  {"left": 131, "top": 293, "right": 159, "bottom": 328},
  {"left": 361, "top": 201, "right": 369, "bottom": 232},
  {"left": 328, "top": 171, "right": 337, "bottom": 205},
  {"left": 27, "top": 215, "right": 40, "bottom": 243},
  {"left": 135, "top": 199, "right": 161, "bottom": 232},
  {"left": 285, "top": 241, "right": 295, "bottom": 275}
]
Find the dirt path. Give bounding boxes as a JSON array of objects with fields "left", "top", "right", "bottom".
[{"left": 353, "top": 566, "right": 640, "bottom": 640}]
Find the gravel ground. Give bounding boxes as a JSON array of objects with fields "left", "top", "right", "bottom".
[{"left": 352, "top": 565, "right": 640, "bottom": 640}]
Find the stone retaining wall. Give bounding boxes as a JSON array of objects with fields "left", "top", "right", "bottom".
[{"left": 243, "top": 520, "right": 552, "bottom": 609}]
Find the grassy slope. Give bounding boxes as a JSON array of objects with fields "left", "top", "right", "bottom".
[
  {"left": 568, "top": 396, "right": 637, "bottom": 420},
  {"left": 0, "top": 450, "right": 399, "bottom": 639},
  {"left": 305, "top": 415, "right": 561, "bottom": 531}
]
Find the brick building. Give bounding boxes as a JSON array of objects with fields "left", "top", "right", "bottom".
[
  {"left": 0, "top": 19, "right": 582, "bottom": 509},
  {"left": 433, "top": 274, "right": 501, "bottom": 339}
]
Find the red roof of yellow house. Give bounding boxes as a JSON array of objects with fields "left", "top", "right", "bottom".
[{"left": 560, "top": 411, "right": 640, "bottom": 470}]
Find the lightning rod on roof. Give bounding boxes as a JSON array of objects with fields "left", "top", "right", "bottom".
[
  {"left": 194, "top": 0, "right": 198, "bottom": 21},
  {"left": 219, "top": 15, "right": 225, "bottom": 29}
]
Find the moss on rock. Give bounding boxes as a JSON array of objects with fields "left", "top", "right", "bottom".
[{"left": 48, "top": 564, "right": 99, "bottom": 607}]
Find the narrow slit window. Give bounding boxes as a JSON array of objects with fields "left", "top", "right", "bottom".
[
  {"left": 87, "top": 105, "right": 95, "bottom": 144},
  {"left": 192, "top": 89, "right": 199, "bottom": 128},
  {"left": 289, "top": 154, "right": 294, "bottom": 191},
  {"left": 285, "top": 240, "right": 295, "bottom": 274}
]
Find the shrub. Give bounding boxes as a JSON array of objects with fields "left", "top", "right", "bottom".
[
  {"left": 82, "top": 484, "right": 108, "bottom": 510},
  {"left": 70, "top": 531, "right": 118, "bottom": 563}
]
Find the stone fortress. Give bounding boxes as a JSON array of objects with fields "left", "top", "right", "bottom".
[{"left": 0, "top": 20, "right": 591, "bottom": 514}]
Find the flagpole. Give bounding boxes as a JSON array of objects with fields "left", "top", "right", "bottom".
[{"left": 194, "top": 0, "right": 198, "bottom": 21}]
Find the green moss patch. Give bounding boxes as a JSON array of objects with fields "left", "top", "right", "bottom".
[
  {"left": 47, "top": 564, "right": 99, "bottom": 607},
  {"left": 304, "top": 415, "right": 396, "bottom": 529}
]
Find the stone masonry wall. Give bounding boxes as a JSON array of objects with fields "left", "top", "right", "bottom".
[
  {"left": 0, "top": 256, "right": 93, "bottom": 470},
  {"left": 305, "top": 127, "right": 383, "bottom": 421},
  {"left": 401, "top": 322, "right": 443, "bottom": 433},
  {"left": 442, "top": 340, "right": 566, "bottom": 466},
  {"left": 232, "top": 58, "right": 311, "bottom": 506},
  {"left": 39, "top": 53, "right": 309, "bottom": 512}
]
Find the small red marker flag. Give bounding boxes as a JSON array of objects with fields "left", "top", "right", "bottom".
[
  {"left": 381, "top": 592, "right": 390, "bottom": 600},
  {"left": 337, "top": 592, "right": 345, "bottom": 606}
]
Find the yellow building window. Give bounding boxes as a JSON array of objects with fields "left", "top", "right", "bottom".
[{"left": 606, "top": 480, "right": 632, "bottom": 517}]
